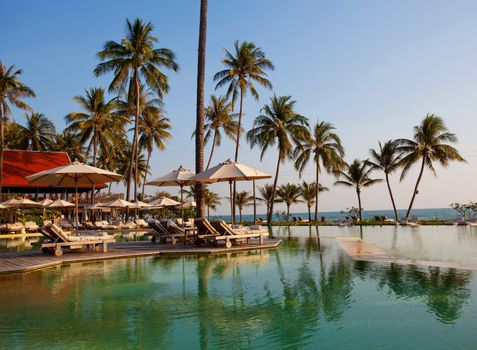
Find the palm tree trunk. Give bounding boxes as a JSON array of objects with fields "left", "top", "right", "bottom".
[
  {"left": 405, "top": 155, "right": 426, "bottom": 219},
  {"left": 205, "top": 130, "right": 217, "bottom": 170},
  {"left": 357, "top": 189, "right": 362, "bottom": 222},
  {"left": 93, "top": 128, "right": 97, "bottom": 167},
  {"left": 287, "top": 205, "right": 290, "bottom": 224},
  {"left": 268, "top": 153, "right": 282, "bottom": 224},
  {"left": 231, "top": 88, "right": 244, "bottom": 225},
  {"left": 133, "top": 68, "right": 140, "bottom": 203},
  {"left": 239, "top": 207, "right": 242, "bottom": 224},
  {"left": 141, "top": 150, "right": 151, "bottom": 200},
  {"left": 195, "top": 0, "right": 208, "bottom": 220},
  {"left": 385, "top": 173, "right": 398, "bottom": 222},
  {"left": 314, "top": 163, "right": 320, "bottom": 222},
  {"left": 308, "top": 205, "right": 311, "bottom": 222},
  {"left": 0, "top": 106, "right": 4, "bottom": 200}
]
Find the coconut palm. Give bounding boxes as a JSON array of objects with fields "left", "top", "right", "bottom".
[
  {"left": 195, "top": 0, "right": 208, "bottom": 219},
  {"left": 247, "top": 95, "right": 309, "bottom": 224},
  {"left": 4, "top": 122, "right": 25, "bottom": 149},
  {"left": 334, "top": 159, "right": 382, "bottom": 222},
  {"left": 116, "top": 149, "right": 149, "bottom": 189},
  {"left": 17, "top": 112, "right": 56, "bottom": 150},
  {"left": 138, "top": 102, "right": 171, "bottom": 199},
  {"left": 214, "top": 40, "right": 274, "bottom": 161},
  {"left": 94, "top": 18, "right": 179, "bottom": 202},
  {"left": 65, "top": 87, "right": 124, "bottom": 167},
  {"left": 204, "top": 189, "right": 221, "bottom": 219},
  {"left": 192, "top": 95, "right": 241, "bottom": 169},
  {"left": 276, "top": 183, "right": 302, "bottom": 223},
  {"left": 300, "top": 181, "right": 329, "bottom": 222},
  {"left": 294, "top": 121, "right": 345, "bottom": 222},
  {"left": 55, "top": 131, "right": 85, "bottom": 162},
  {"left": 235, "top": 191, "right": 253, "bottom": 224},
  {"left": 396, "top": 114, "right": 465, "bottom": 219},
  {"left": 0, "top": 61, "right": 36, "bottom": 194},
  {"left": 257, "top": 184, "right": 274, "bottom": 221},
  {"left": 368, "top": 140, "right": 403, "bottom": 222}
]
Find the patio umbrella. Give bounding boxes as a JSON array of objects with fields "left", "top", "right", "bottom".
[
  {"left": 149, "top": 197, "right": 181, "bottom": 207},
  {"left": 0, "top": 204, "right": 5, "bottom": 209},
  {"left": 130, "top": 201, "right": 152, "bottom": 210},
  {"left": 39, "top": 198, "right": 54, "bottom": 207},
  {"left": 146, "top": 165, "right": 195, "bottom": 226},
  {"left": 2, "top": 198, "right": 41, "bottom": 208},
  {"left": 47, "top": 199, "right": 75, "bottom": 221},
  {"left": 191, "top": 159, "right": 271, "bottom": 225},
  {"left": 26, "top": 161, "right": 122, "bottom": 227},
  {"left": 183, "top": 200, "right": 197, "bottom": 209}
]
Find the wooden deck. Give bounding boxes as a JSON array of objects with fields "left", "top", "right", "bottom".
[
  {"left": 336, "top": 237, "right": 477, "bottom": 271},
  {"left": 0, "top": 239, "right": 282, "bottom": 275}
]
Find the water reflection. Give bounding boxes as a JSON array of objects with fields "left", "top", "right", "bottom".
[{"left": 0, "top": 236, "right": 475, "bottom": 349}]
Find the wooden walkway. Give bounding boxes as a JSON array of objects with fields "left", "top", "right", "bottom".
[
  {"left": 0, "top": 239, "right": 282, "bottom": 275},
  {"left": 336, "top": 237, "right": 477, "bottom": 271}
]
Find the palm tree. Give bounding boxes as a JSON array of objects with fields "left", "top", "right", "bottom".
[
  {"left": 204, "top": 188, "right": 220, "bottom": 219},
  {"left": 397, "top": 114, "right": 465, "bottom": 219},
  {"left": 334, "top": 159, "right": 382, "bottom": 222},
  {"left": 193, "top": 95, "right": 241, "bottom": 169},
  {"left": 235, "top": 191, "right": 253, "bottom": 224},
  {"left": 368, "top": 140, "right": 403, "bottom": 222},
  {"left": 300, "top": 181, "right": 328, "bottom": 222},
  {"left": 94, "top": 18, "right": 179, "bottom": 202},
  {"left": 276, "top": 183, "right": 302, "bottom": 223},
  {"left": 17, "top": 112, "right": 56, "bottom": 150},
  {"left": 116, "top": 149, "right": 149, "bottom": 189},
  {"left": 0, "top": 61, "right": 36, "bottom": 195},
  {"left": 195, "top": 0, "right": 208, "bottom": 219},
  {"left": 294, "top": 121, "right": 345, "bottom": 222},
  {"left": 4, "top": 122, "right": 25, "bottom": 149},
  {"left": 55, "top": 131, "right": 86, "bottom": 162},
  {"left": 138, "top": 100, "right": 171, "bottom": 199},
  {"left": 257, "top": 184, "right": 274, "bottom": 221},
  {"left": 247, "top": 96, "right": 309, "bottom": 224},
  {"left": 65, "top": 87, "right": 122, "bottom": 167},
  {"left": 214, "top": 40, "right": 274, "bottom": 161}
]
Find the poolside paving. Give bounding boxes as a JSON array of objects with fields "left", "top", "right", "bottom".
[
  {"left": 336, "top": 237, "right": 477, "bottom": 271},
  {"left": 0, "top": 239, "right": 282, "bottom": 275}
]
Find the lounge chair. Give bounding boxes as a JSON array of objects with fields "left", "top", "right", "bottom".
[
  {"left": 0, "top": 222, "right": 24, "bottom": 234},
  {"left": 38, "top": 223, "right": 114, "bottom": 257},
  {"left": 193, "top": 218, "right": 222, "bottom": 246},
  {"left": 210, "top": 220, "right": 265, "bottom": 248},
  {"left": 24, "top": 221, "right": 39, "bottom": 233},
  {"left": 135, "top": 218, "right": 149, "bottom": 228},
  {"left": 400, "top": 217, "right": 420, "bottom": 227},
  {"left": 146, "top": 219, "right": 184, "bottom": 244},
  {"left": 59, "top": 220, "right": 73, "bottom": 230},
  {"left": 256, "top": 218, "right": 268, "bottom": 225}
]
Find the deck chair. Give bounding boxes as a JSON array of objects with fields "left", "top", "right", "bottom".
[
  {"left": 161, "top": 220, "right": 187, "bottom": 243},
  {"left": 210, "top": 220, "right": 264, "bottom": 248},
  {"left": 135, "top": 218, "right": 148, "bottom": 228},
  {"left": 24, "top": 221, "right": 39, "bottom": 232},
  {"left": 146, "top": 219, "right": 182, "bottom": 245},
  {"left": 193, "top": 218, "right": 221, "bottom": 246},
  {"left": 38, "top": 223, "right": 114, "bottom": 257}
]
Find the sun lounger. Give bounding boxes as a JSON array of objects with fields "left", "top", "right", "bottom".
[
  {"left": 210, "top": 220, "right": 265, "bottom": 248},
  {"left": 193, "top": 218, "right": 222, "bottom": 246},
  {"left": 135, "top": 218, "right": 149, "bottom": 228},
  {"left": 38, "top": 223, "right": 114, "bottom": 256},
  {"left": 0, "top": 222, "right": 24, "bottom": 234},
  {"left": 399, "top": 217, "right": 420, "bottom": 226},
  {"left": 59, "top": 220, "right": 73, "bottom": 230},
  {"left": 24, "top": 221, "right": 39, "bottom": 232},
  {"left": 146, "top": 219, "right": 184, "bottom": 244}
]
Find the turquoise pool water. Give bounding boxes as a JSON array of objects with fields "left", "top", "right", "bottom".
[{"left": 1, "top": 231, "right": 476, "bottom": 349}]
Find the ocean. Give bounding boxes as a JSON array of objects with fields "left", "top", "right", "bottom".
[{"left": 209, "top": 207, "right": 459, "bottom": 222}]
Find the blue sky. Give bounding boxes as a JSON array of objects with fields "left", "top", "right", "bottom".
[{"left": 2, "top": 0, "right": 477, "bottom": 215}]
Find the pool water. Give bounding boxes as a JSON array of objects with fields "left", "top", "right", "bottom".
[{"left": 1, "top": 231, "right": 476, "bottom": 349}]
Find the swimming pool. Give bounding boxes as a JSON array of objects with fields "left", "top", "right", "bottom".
[{"left": 1, "top": 231, "right": 476, "bottom": 349}]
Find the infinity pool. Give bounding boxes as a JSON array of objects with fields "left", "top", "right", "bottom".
[{"left": 1, "top": 229, "right": 476, "bottom": 349}]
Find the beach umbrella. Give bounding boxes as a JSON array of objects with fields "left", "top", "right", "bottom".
[
  {"left": 47, "top": 199, "right": 75, "bottom": 209},
  {"left": 130, "top": 201, "right": 152, "bottom": 210},
  {"left": 39, "top": 198, "right": 54, "bottom": 207},
  {"left": 146, "top": 165, "right": 195, "bottom": 225},
  {"left": 183, "top": 200, "right": 197, "bottom": 209},
  {"left": 149, "top": 197, "right": 181, "bottom": 207},
  {"left": 190, "top": 159, "right": 271, "bottom": 225},
  {"left": 4, "top": 198, "right": 42, "bottom": 208},
  {"left": 106, "top": 199, "right": 135, "bottom": 208},
  {"left": 0, "top": 203, "right": 6, "bottom": 209},
  {"left": 26, "top": 160, "right": 122, "bottom": 227}
]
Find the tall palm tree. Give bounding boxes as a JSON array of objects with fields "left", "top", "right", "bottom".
[
  {"left": 257, "top": 184, "right": 274, "bottom": 221},
  {"left": 247, "top": 95, "right": 309, "bottom": 224},
  {"left": 214, "top": 40, "right": 274, "bottom": 161},
  {"left": 204, "top": 188, "right": 220, "bottom": 219},
  {"left": 0, "top": 61, "right": 36, "bottom": 195},
  {"left": 94, "top": 18, "right": 179, "bottom": 202},
  {"left": 300, "top": 181, "right": 328, "bottom": 222},
  {"left": 192, "top": 95, "right": 241, "bottom": 169},
  {"left": 334, "top": 159, "right": 382, "bottom": 222},
  {"left": 4, "top": 122, "right": 25, "bottom": 149},
  {"left": 137, "top": 100, "right": 171, "bottom": 199},
  {"left": 276, "top": 183, "right": 302, "bottom": 223},
  {"left": 396, "top": 114, "right": 465, "bottom": 219},
  {"left": 18, "top": 112, "right": 56, "bottom": 150},
  {"left": 65, "top": 87, "right": 123, "bottom": 167},
  {"left": 294, "top": 121, "right": 345, "bottom": 221},
  {"left": 235, "top": 190, "right": 253, "bottom": 224},
  {"left": 195, "top": 0, "right": 208, "bottom": 219},
  {"left": 55, "top": 131, "right": 85, "bottom": 162},
  {"left": 368, "top": 140, "right": 403, "bottom": 222}
]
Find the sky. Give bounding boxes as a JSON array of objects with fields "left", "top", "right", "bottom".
[{"left": 2, "top": 0, "right": 477, "bottom": 215}]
